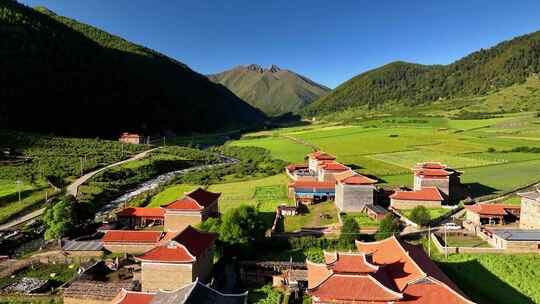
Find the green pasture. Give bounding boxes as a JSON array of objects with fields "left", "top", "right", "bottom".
[
  {"left": 283, "top": 201, "right": 338, "bottom": 232},
  {"left": 231, "top": 136, "right": 312, "bottom": 163},
  {"left": 0, "top": 180, "right": 57, "bottom": 224},
  {"left": 370, "top": 150, "right": 498, "bottom": 170},
  {"left": 0, "top": 180, "right": 35, "bottom": 197},
  {"left": 147, "top": 184, "right": 199, "bottom": 207},
  {"left": 341, "top": 212, "right": 379, "bottom": 227}
]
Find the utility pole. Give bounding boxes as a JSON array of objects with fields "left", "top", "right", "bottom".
[
  {"left": 16, "top": 180, "right": 21, "bottom": 203},
  {"left": 80, "top": 157, "right": 83, "bottom": 177},
  {"left": 428, "top": 226, "right": 431, "bottom": 257},
  {"left": 444, "top": 226, "right": 448, "bottom": 259},
  {"left": 162, "top": 136, "right": 165, "bottom": 146}
]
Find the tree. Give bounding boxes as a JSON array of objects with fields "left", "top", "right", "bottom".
[
  {"left": 43, "top": 198, "right": 74, "bottom": 241},
  {"left": 339, "top": 217, "right": 360, "bottom": 249},
  {"left": 409, "top": 206, "right": 431, "bottom": 227},
  {"left": 376, "top": 214, "right": 400, "bottom": 240},
  {"left": 217, "top": 205, "right": 266, "bottom": 245}
]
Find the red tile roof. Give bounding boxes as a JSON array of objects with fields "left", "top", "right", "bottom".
[
  {"left": 401, "top": 277, "right": 474, "bottom": 304},
  {"left": 309, "top": 274, "right": 403, "bottom": 302},
  {"left": 101, "top": 231, "right": 164, "bottom": 243},
  {"left": 290, "top": 180, "right": 336, "bottom": 190},
  {"left": 112, "top": 290, "right": 155, "bottom": 304},
  {"left": 320, "top": 161, "right": 349, "bottom": 171},
  {"left": 309, "top": 151, "right": 336, "bottom": 160},
  {"left": 414, "top": 168, "right": 451, "bottom": 178},
  {"left": 116, "top": 207, "right": 165, "bottom": 218},
  {"left": 339, "top": 175, "right": 377, "bottom": 185},
  {"left": 390, "top": 187, "right": 444, "bottom": 202},
  {"left": 465, "top": 204, "right": 520, "bottom": 216},
  {"left": 163, "top": 187, "right": 221, "bottom": 211},
  {"left": 415, "top": 162, "right": 447, "bottom": 170},
  {"left": 324, "top": 252, "right": 379, "bottom": 274},
  {"left": 287, "top": 163, "right": 309, "bottom": 171},
  {"left": 135, "top": 226, "right": 216, "bottom": 263}
]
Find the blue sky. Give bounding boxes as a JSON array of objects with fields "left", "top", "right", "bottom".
[{"left": 20, "top": 0, "right": 540, "bottom": 88}]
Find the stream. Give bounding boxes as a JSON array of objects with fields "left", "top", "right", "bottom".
[{"left": 94, "top": 154, "right": 238, "bottom": 220}]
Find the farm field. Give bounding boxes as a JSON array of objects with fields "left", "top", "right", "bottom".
[
  {"left": 438, "top": 234, "right": 491, "bottom": 248},
  {"left": 433, "top": 252, "right": 540, "bottom": 304},
  {"left": 0, "top": 180, "right": 57, "bottom": 224},
  {"left": 230, "top": 113, "right": 540, "bottom": 200}
]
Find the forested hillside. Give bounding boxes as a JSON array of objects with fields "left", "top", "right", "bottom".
[
  {"left": 306, "top": 29, "right": 540, "bottom": 115},
  {"left": 0, "top": 1, "right": 266, "bottom": 138},
  {"left": 209, "top": 64, "right": 330, "bottom": 116}
]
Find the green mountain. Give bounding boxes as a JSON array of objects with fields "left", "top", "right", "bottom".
[
  {"left": 208, "top": 64, "right": 330, "bottom": 116},
  {"left": 306, "top": 29, "right": 540, "bottom": 116},
  {"left": 0, "top": 1, "right": 266, "bottom": 138}
]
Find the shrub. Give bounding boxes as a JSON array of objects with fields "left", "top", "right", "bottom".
[
  {"left": 376, "top": 214, "right": 400, "bottom": 240},
  {"left": 409, "top": 206, "right": 431, "bottom": 226}
]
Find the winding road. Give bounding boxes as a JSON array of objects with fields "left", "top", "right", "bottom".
[{"left": 0, "top": 148, "right": 158, "bottom": 231}]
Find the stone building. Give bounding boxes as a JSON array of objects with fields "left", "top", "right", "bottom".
[
  {"left": 334, "top": 171, "right": 377, "bottom": 212},
  {"left": 163, "top": 188, "right": 220, "bottom": 232},
  {"left": 101, "top": 231, "right": 169, "bottom": 254},
  {"left": 413, "top": 162, "right": 462, "bottom": 200},
  {"left": 483, "top": 228, "right": 540, "bottom": 253},
  {"left": 306, "top": 237, "right": 474, "bottom": 303},
  {"left": 390, "top": 187, "right": 444, "bottom": 209},
  {"left": 135, "top": 226, "right": 217, "bottom": 292},
  {"left": 519, "top": 190, "right": 540, "bottom": 229},
  {"left": 307, "top": 151, "right": 336, "bottom": 173},
  {"left": 464, "top": 204, "right": 520, "bottom": 227}
]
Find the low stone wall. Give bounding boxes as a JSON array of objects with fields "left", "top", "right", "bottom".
[{"left": 430, "top": 233, "right": 505, "bottom": 254}]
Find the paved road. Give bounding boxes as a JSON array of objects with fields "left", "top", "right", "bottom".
[
  {"left": 0, "top": 148, "right": 158, "bottom": 231},
  {"left": 66, "top": 147, "right": 159, "bottom": 197}
]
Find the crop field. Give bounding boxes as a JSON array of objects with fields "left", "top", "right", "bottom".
[
  {"left": 433, "top": 252, "right": 540, "bottom": 304},
  {"left": 231, "top": 136, "right": 311, "bottom": 163},
  {"left": 0, "top": 180, "right": 57, "bottom": 224},
  {"left": 230, "top": 113, "right": 540, "bottom": 200}
]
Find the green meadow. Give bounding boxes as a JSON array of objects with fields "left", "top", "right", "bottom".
[{"left": 230, "top": 112, "right": 540, "bottom": 199}]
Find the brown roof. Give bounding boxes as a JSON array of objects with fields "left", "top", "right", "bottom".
[
  {"left": 465, "top": 204, "right": 520, "bottom": 216},
  {"left": 112, "top": 289, "right": 155, "bottom": 304},
  {"left": 164, "top": 188, "right": 220, "bottom": 210},
  {"left": 414, "top": 168, "right": 451, "bottom": 178},
  {"left": 320, "top": 161, "right": 349, "bottom": 171},
  {"left": 390, "top": 187, "right": 444, "bottom": 202},
  {"left": 324, "top": 252, "right": 379, "bottom": 274},
  {"left": 64, "top": 281, "right": 132, "bottom": 301}
]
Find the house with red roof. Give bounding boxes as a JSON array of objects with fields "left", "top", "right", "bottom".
[
  {"left": 317, "top": 161, "right": 350, "bottom": 182},
  {"left": 390, "top": 187, "right": 444, "bottom": 209},
  {"left": 288, "top": 180, "right": 336, "bottom": 204},
  {"left": 134, "top": 226, "right": 217, "bottom": 292},
  {"left": 334, "top": 171, "right": 378, "bottom": 212},
  {"left": 116, "top": 207, "right": 165, "bottom": 229},
  {"left": 306, "top": 236, "right": 475, "bottom": 303},
  {"left": 101, "top": 230, "right": 169, "bottom": 254},
  {"left": 162, "top": 187, "right": 220, "bottom": 232},
  {"left": 464, "top": 204, "right": 520, "bottom": 227},
  {"left": 308, "top": 151, "right": 336, "bottom": 173},
  {"left": 413, "top": 162, "right": 462, "bottom": 200}
]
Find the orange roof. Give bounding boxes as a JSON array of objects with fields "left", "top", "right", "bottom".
[
  {"left": 309, "top": 274, "right": 403, "bottom": 302},
  {"left": 390, "top": 187, "right": 444, "bottom": 201},
  {"left": 465, "top": 204, "right": 520, "bottom": 216},
  {"left": 287, "top": 163, "right": 308, "bottom": 171},
  {"left": 324, "top": 252, "right": 379, "bottom": 274},
  {"left": 414, "top": 168, "right": 451, "bottom": 178},
  {"left": 415, "top": 162, "right": 447, "bottom": 170},
  {"left": 135, "top": 226, "right": 216, "bottom": 263},
  {"left": 340, "top": 175, "right": 377, "bottom": 185},
  {"left": 309, "top": 151, "right": 336, "bottom": 160},
  {"left": 116, "top": 207, "right": 165, "bottom": 218},
  {"left": 401, "top": 277, "right": 474, "bottom": 304},
  {"left": 320, "top": 161, "right": 349, "bottom": 171},
  {"left": 356, "top": 237, "right": 426, "bottom": 291},
  {"left": 163, "top": 187, "right": 221, "bottom": 210},
  {"left": 102, "top": 231, "right": 164, "bottom": 243},
  {"left": 290, "top": 180, "right": 336, "bottom": 189},
  {"left": 112, "top": 290, "right": 155, "bottom": 304}
]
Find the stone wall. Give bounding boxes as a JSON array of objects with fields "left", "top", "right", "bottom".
[
  {"left": 164, "top": 212, "right": 202, "bottom": 232},
  {"left": 335, "top": 184, "right": 374, "bottom": 212},
  {"left": 141, "top": 262, "right": 193, "bottom": 291},
  {"left": 390, "top": 199, "right": 441, "bottom": 209},
  {"left": 430, "top": 233, "right": 505, "bottom": 254},
  {"left": 520, "top": 197, "right": 540, "bottom": 229}
]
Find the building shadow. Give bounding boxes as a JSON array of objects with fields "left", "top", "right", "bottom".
[
  {"left": 463, "top": 183, "right": 499, "bottom": 199},
  {"left": 436, "top": 259, "right": 535, "bottom": 304}
]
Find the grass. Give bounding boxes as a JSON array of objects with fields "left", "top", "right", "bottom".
[
  {"left": 0, "top": 263, "right": 79, "bottom": 290},
  {"left": 433, "top": 252, "right": 540, "bottom": 304},
  {"left": 400, "top": 208, "right": 450, "bottom": 222},
  {"left": 0, "top": 180, "right": 58, "bottom": 224},
  {"left": 284, "top": 201, "right": 338, "bottom": 232},
  {"left": 231, "top": 136, "right": 312, "bottom": 163},
  {"left": 341, "top": 212, "right": 379, "bottom": 227},
  {"left": 438, "top": 234, "right": 491, "bottom": 248},
  {"left": 147, "top": 184, "right": 199, "bottom": 207},
  {"left": 370, "top": 150, "right": 498, "bottom": 169}
]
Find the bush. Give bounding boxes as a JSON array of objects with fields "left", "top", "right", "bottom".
[
  {"left": 409, "top": 206, "right": 431, "bottom": 226},
  {"left": 487, "top": 147, "right": 496, "bottom": 153},
  {"left": 338, "top": 217, "right": 359, "bottom": 249},
  {"left": 376, "top": 214, "right": 400, "bottom": 240}
]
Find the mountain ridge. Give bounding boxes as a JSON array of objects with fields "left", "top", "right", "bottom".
[
  {"left": 208, "top": 64, "right": 330, "bottom": 116},
  {"left": 0, "top": 1, "right": 266, "bottom": 138}
]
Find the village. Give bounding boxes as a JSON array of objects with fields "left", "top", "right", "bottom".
[{"left": 1, "top": 142, "right": 539, "bottom": 304}]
